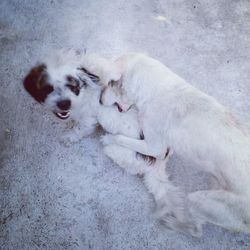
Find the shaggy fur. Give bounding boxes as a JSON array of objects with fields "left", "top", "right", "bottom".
[
  {"left": 99, "top": 53, "right": 250, "bottom": 236},
  {"left": 23, "top": 50, "right": 189, "bottom": 236}
]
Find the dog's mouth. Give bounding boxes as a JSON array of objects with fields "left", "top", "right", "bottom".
[
  {"left": 54, "top": 111, "right": 70, "bottom": 120},
  {"left": 114, "top": 102, "right": 133, "bottom": 113},
  {"left": 114, "top": 102, "right": 123, "bottom": 112}
]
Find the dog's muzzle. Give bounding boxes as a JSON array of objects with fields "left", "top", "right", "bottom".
[{"left": 54, "top": 99, "right": 71, "bottom": 119}]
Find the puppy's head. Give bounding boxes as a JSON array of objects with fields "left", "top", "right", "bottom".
[
  {"left": 100, "top": 80, "right": 133, "bottom": 113},
  {"left": 23, "top": 50, "right": 100, "bottom": 120}
]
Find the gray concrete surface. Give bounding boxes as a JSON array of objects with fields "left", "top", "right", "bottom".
[{"left": 1, "top": 0, "right": 250, "bottom": 249}]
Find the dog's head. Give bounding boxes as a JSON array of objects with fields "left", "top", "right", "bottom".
[
  {"left": 23, "top": 50, "right": 101, "bottom": 120},
  {"left": 100, "top": 80, "right": 133, "bottom": 113}
]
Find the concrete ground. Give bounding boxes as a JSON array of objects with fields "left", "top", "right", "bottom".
[{"left": 1, "top": 0, "right": 250, "bottom": 249}]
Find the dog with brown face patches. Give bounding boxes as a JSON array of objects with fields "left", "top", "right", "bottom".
[{"left": 23, "top": 50, "right": 192, "bottom": 236}]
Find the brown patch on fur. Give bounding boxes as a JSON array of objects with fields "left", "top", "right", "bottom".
[
  {"left": 23, "top": 64, "right": 54, "bottom": 103},
  {"left": 66, "top": 75, "right": 81, "bottom": 95}
]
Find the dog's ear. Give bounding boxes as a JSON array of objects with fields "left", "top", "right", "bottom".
[{"left": 23, "top": 64, "right": 54, "bottom": 103}]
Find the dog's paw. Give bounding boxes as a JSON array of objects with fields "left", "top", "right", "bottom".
[
  {"left": 154, "top": 205, "right": 203, "bottom": 237},
  {"left": 59, "top": 132, "right": 81, "bottom": 147},
  {"left": 186, "top": 222, "right": 203, "bottom": 238},
  {"left": 100, "top": 134, "right": 116, "bottom": 146},
  {"left": 156, "top": 212, "right": 203, "bottom": 237}
]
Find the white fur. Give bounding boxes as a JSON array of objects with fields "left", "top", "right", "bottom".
[
  {"left": 99, "top": 53, "right": 250, "bottom": 235},
  {"left": 30, "top": 50, "right": 190, "bottom": 236}
]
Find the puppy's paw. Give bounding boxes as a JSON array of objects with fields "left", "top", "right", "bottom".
[
  {"left": 154, "top": 206, "right": 203, "bottom": 238},
  {"left": 100, "top": 134, "right": 116, "bottom": 146},
  {"left": 59, "top": 132, "right": 81, "bottom": 147},
  {"left": 186, "top": 222, "right": 203, "bottom": 238},
  {"left": 156, "top": 212, "right": 202, "bottom": 237}
]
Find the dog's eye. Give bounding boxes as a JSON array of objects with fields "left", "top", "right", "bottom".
[
  {"left": 66, "top": 84, "right": 80, "bottom": 96},
  {"left": 66, "top": 75, "right": 82, "bottom": 95}
]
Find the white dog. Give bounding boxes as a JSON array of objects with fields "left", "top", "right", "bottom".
[
  {"left": 99, "top": 53, "right": 250, "bottom": 235},
  {"left": 23, "top": 50, "right": 192, "bottom": 236}
]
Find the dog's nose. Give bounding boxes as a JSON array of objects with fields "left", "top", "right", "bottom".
[{"left": 57, "top": 99, "right": 71, "bottom": 110}]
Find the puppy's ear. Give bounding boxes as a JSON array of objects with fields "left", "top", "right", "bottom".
[{"left": 23, "top": 64, "right": 54, "bottom": 103}]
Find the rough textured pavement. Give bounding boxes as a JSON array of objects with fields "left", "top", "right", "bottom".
[{"left": 1, "top": 0, "right": 250, "bottom": 249}]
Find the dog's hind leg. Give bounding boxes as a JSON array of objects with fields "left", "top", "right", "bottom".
[
  {"left": 188, "top": 190, "right": 250, "bottom": 233},
  {"left": 143, "top": 165, "right": 184, "bottom": 218},
  {"left": 142, "top": 153, "right": 201, "bottom": 237},
  {"left": 144, "top": 166, "right": 202, "bottom": 237}
]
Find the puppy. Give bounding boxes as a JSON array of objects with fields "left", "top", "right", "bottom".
[
  {"left": 99, "top": 53, "right": 250, "bottom": 236},
  {"left": 23, "top": 50, "right": 190, "bottom": 235}
]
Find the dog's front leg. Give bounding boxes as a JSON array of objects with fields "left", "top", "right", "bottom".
[
  {"left": 101, "top": 134, "right": 167, "bottom": 160},
  {"left": 60, "top": 122, "right": 97, "bottom": 147}
]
